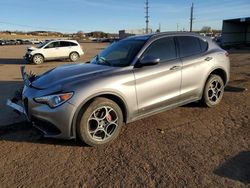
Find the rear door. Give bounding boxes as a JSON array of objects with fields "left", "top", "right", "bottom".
[
  {"left": 176, "top": 36, "right": 209, "bottom": 100},
  {"left": 59, "top": 41, "right": 72, "bottom": 57},
  {"left": 133, "top": 37, "right": 182, "bottom": 114}
]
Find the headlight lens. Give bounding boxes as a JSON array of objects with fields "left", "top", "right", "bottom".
[{"left": 34, "top": 92, "right": 73, "bottom": 108}]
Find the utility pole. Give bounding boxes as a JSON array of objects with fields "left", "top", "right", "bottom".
[
  {"left": 177, "top": 23, "right": 179, "bottom": 31},
  {"left": 190, "top": 2, "right": 194, "bottom": 32},
  {"left": 145, "top": 0, "right": 149, "bottom": 34}
]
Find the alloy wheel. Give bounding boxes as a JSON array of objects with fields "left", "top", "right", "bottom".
[
  {"left": 33, "top": 55, "right": 43, "bottom": 64},
  {"left": 208, "top": 79, "right": 223, "bottom": 103},
  {"left": 70, "top": 53, "right": 79, "bottom": 61},
  {"left": 87, "top": 106, "right": 118, "bottom": 141}
]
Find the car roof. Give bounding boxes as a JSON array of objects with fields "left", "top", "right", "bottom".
[
  {"left": 125, "top": 32, "right": 207, "bottom": 41},
  {"left": 49, "top": 39, "right": 78, "bottom": 43}
]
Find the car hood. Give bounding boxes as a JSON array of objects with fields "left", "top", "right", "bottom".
[
  {"left": 32, "top": 63, "right": 115, "bottom": 89},
  {"left": 27, "top": 46, "right": 38, "bottom": 51}
]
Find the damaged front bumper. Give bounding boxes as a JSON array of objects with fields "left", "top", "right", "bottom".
[
  {"left": 6, "top": 99, "right": 28, "bottom": 119},
  {"left": 6, "top": 66, "right": 75, "bottom": 139},
  {"left": 6, "top": 66, "right": 33, "bottom": 120},
  {"left": 24, "top": 53, "right": 32, "bottom": 61}
]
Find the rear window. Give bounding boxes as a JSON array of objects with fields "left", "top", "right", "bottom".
[{"left": 177, "top": 36, "right": 208, "bottom": 58}]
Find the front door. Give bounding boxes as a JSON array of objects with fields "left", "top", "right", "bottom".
[
  {"left": 133, "top": 37, "right": 182, "bottom": 114},
  {"left": 43, "top": 41, "right": 60, "bottom": 59}
]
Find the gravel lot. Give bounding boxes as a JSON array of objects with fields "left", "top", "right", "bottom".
[{"left": 0, "top": 43, "right": 249, "bottom": 187}]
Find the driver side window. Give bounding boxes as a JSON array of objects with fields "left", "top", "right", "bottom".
[
  {"left": 143, "top": 37, "right": 177, "bottom": 63},
  {"left": 45, "top": 42, "right": 60, "bottom": 49}
]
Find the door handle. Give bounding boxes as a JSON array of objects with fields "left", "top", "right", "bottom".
[
  {"left": 170, "top": 66, "right": 181, "bottom": 70},
  {"left": 204, "top": 57, "right": 213, "bottom": 61}
]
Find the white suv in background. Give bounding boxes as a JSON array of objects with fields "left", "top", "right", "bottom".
[{"left": 24, "top": 40, "right": 84, "bottom": 64}]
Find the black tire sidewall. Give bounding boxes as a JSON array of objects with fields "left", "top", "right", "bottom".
[
  {"left": 77, "top": 98, "right": 123, "bottom": 146},
  {"left": 203, "top": 75, "right": 224, "bottom": 107}
]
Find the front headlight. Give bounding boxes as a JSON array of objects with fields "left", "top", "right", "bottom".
[{"left": 34, "top": 92, "right": 73, "bottom": 108}]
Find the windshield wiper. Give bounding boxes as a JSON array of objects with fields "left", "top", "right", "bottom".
[{"left": 96, "top": 55, "right": 112, "bottom": 66}]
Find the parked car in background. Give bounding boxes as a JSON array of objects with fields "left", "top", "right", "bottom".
[
  {"left": 8, "top": 32, "right": 230, "bottom": 146},
  {"left": 16, "top": 39, "right": 23, "bottom": 44},
  {"left": 4, "top": 40, "right": 11, "bottom": 45},
  {"left": 24, "top": 39, "right": 84, "bottom": 64},
  {"left": 0, "top": 40, "right": 5, "bottom": 45},
  {"left": 23, "top": 40, "right": 32, "bottom": 45},
  {"left": 30, "top": 39, "right": 42, "bottom": 44},
  {"left": 9, "top": 40, "right": 17, "bottom": 45}
]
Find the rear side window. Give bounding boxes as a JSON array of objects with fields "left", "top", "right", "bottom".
[
  {"left": 177, "top": 36, "right": 208, "bottom": 58},
  {"left": 200, "top": 39, "right": 208, "bottom": 52},
  {"left": 143, "top": 37, "right": 177, "bottom": 62},
  {"left": 60, "top": 41, "right": 71, "bottom": 47},
  {"left": 70, "top": 42, "right": 78, "bottom": 46}
]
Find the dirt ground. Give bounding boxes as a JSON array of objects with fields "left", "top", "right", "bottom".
[{"left": 0, "top": 43, "right": 249, "bottom": 187}]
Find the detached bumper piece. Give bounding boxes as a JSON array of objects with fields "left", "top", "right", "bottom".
[{"left": 6, "top": 99, "right": 28, "bottom": 118}]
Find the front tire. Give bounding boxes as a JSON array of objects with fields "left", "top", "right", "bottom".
[
  {"left": 77, "top": 98, "right": 123, "bottom": 146},
  {"left": 69, "top": 52, "right": 79, "bottom": 62},
  {"left": 32, "top": 54, "right": 44, "bottom": 64},
  {"left": 202, "top": 74, "right": 224, "bottom": 107}
]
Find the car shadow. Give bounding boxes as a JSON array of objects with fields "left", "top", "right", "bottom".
[
  {"left": 0, "top": 58, "right": 76, "bottom": 65},
  {"left": 0, "top": 58, "right": 27, "bottom": 65},
  {"left": 225, "top": 85, "right": 247, "bottom": 92},
  {"left": 0, "top": 121, "right": 89, "bottom": 147},
  {"left": 228, "top": 49, "right": 250, "bottom": 54},
  {"left": 182, "top": 85, "right": 247, "bottom": 108},
  {"left": 214, "top": 151, "right": 250, "bottom": 184}
]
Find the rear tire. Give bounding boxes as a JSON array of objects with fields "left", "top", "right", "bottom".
[
  {"left": 69, "top": 52, "right": 79, "bottom": 62},
  {"left": 77, "top": 97, "right": 123, "bottom": 146},
  {"left": 32, "top": 54, "right": 44, "bottom": 64},
  {"left": 202, "top": 74, "right": 224, "bottom": 107}
]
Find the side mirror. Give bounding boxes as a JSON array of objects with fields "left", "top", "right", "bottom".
[{"left": 137, "top": 56, "right": 160, "bottom": 67}]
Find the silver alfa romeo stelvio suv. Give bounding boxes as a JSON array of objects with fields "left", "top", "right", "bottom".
[{"left": 10, "top": 32, "right": 230, "bottom": 146}]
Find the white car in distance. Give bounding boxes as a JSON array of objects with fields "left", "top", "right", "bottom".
[{"left": 24, "top": 40, "right": 84, "bottom": 64}]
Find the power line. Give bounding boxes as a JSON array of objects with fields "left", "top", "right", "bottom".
[{"left": 0, "top": 20, "right": 77, "bottom": 32}]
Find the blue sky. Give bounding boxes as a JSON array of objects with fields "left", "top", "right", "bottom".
[{"left": 0, "top": 0, "right": 249, "bottom": 33}]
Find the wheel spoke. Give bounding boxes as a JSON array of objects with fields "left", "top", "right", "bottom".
[{"left": 214, "top": 81, "right": 218, "bottom": 88}]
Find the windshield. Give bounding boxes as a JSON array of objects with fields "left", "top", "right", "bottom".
[
  {"left": 37, "top": 41, "right": 49, "bottom": 49},
  {"left": 91, "top": 39, "right": 146, "bottom": 67}
]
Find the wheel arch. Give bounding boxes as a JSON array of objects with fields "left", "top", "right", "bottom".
[
  {"left": 209, "top": 68, "right": 227, "bottom": 84},
  {"left": 201, "top": 67, "right": 228, "bottom": 100},
  {"left": 69, "top": 51, "right": 80, "bottom": 56},
  {"left": 33, "top": 53, "right": 45, "bottom": 59},
  {"left": 70, "top": 92, "right": 128, "bottom": 138}
]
